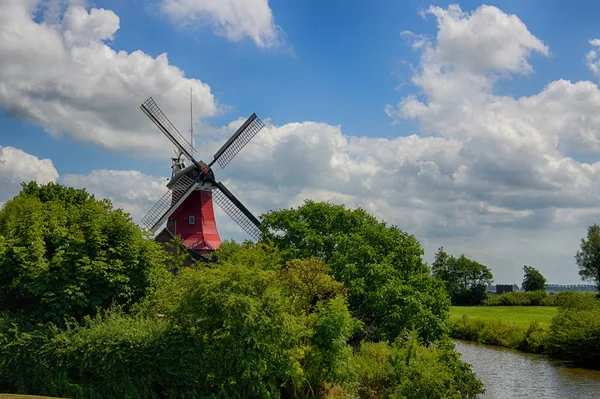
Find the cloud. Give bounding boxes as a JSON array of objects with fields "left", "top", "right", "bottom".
[
  {"left": 586, "top": 38, "right": 600, "bottom": 76},
  {"left": 0, "top": 0, "right": 219, "bottom": 158},
  {"left": 419, "top": 4, "right": 549, "bottom": 75},
  {"left": 160, "top": 0, "right": 283, "bottom": 48},
  {"left": 0, "top": 146, "right": 59, "bottom": 204},
  {"left": 380, "top": 4, "right": 600, "bottom": 282}
]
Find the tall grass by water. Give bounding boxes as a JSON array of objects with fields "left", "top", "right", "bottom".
[
  {"left": 448, "top": 307, "right": 554, "bottom": 353},
  {"left": 450, "top": 306, "right": 558, "bottom": 328}
]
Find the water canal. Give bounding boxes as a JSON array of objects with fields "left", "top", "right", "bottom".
[{"left": 454, "top": 340, "right": 600, "bottom": 398}]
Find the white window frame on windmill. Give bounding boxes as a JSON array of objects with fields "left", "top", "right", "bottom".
[{"left": 189, "top": 216, "right": 195, "bottom": 225}]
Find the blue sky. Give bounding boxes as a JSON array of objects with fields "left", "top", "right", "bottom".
[
  {"left": 5, "top": 0, "right": 600, "bottom": 176},
  {"left": 2, "top": 0, "right": 600, "bottom": 285}
]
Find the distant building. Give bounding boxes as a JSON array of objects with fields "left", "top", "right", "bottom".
[{"left": 496, "top": 284, "right": 514, "bottom": 294}]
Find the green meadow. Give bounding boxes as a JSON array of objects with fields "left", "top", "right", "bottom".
[{"left": 449, "top": 306, "right": 559, "bottom": 328}]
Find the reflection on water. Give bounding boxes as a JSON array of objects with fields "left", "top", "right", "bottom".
[{"left": 454, "top": 340, "right": 600, "bottom": 399}]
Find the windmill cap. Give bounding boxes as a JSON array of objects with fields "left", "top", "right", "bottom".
[{"left": 167, "top": 164, "right": 197, "bottom": 188}]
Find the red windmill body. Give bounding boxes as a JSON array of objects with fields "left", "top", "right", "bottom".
[
  {"left": 140, "top": 97, "right": 265, "bottom": 260},
  {"left": 167, "top": 189, "right": 221, "bottom": 255}
]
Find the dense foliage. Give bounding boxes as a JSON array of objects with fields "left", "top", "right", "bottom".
[
  {"left": 352, "top": 336, "right": 483, "bottom": 399},
  {"left": 547, "top": 292, "right": 600, "bottom": 367},
  {"left": 522, "top": 266, "right": 546, "bottom": 292},
  {"left": 0, "top": 182, "right": 169, "bottom": 324},
  {"left": 483, "top": 290, "right": 554, "bottom": 306},
  {"left": 0, "top": 185, "right": 485, "bottom": 398},
  {"left": 575, "top": 224, "right": 600, "bottom": 295},
  {"left": 431, "top": 248, "right": 493, "bottom": 306},
  {"left": 261, "top": 200, "right": 450, "bottom": 343}
]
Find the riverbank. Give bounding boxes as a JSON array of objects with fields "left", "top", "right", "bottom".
[
  {"left": 448, "top": 306, "right": 552, "bottom": 353},
  {"left": 449, "top": 301, "right": 600, "bottom": 368}
]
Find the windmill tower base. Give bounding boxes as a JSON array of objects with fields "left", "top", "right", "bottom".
[
  {"left": 169, "top": 189, "right": 222, "bottom": 252},
  {"left": 154, "top": 189, "right": 222, "bottom": 267},
  {"left": 155, "top": 228, "right": 216, "bottom": 267}
]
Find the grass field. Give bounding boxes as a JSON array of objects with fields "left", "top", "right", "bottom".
[{"left": 450, "top": 306, "right": 558, "bottom": 328}]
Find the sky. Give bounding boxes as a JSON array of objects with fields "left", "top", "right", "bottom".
[{"left": 2, "top": 0, "right": 600, "bottom": 285}]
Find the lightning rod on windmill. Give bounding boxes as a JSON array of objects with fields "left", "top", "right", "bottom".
[{"left": 190, "top": 87, "right": 193, "bottom": 150}]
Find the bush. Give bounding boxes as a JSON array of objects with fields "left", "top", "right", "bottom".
[
  {"left": 0, "top": 265, "right": 310, "bottom": 398},
  {"left": 484, "top": 290, "right": 554, "bottom": 306},
  {"left": 352, "top": 334, "right": 485, "bottom": 399},
  {"left": 518, "top": 321, "right": 548, "bottom": 353},
  {"left": 547, "top": 294, "right": 600, "bottom": 367},
  {"left": 553, "top": 291, "right": 598, "bottom": 309}
]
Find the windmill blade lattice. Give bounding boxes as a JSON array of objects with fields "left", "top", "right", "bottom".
[
  {"left": 212, "top": 182, "right": 261, "bottom": 241},
  {"left": 210, "top": 113, "right": 265, "bottom": 169},
  {"left": 141, "top": 97, "right": 197, "bottom": 161},
  {"left": 142, "top": 175, "right": 196, "bottom": 232}
]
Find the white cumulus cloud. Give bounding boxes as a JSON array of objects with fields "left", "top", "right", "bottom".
[
  {"left": 0, "top": 146, "right": 59, "bottom": 204},
  {"left": 586, "top": 38, "right": 600, "bottom": 76},
  {"left": 0, "top": 0, "right": 219, "bottom": 158},
  {"left": 382, "top": 4, "right": 600, "bottom": 282},
  {"left": 160, "top": 0, "right": 283, "bottom": 48}
]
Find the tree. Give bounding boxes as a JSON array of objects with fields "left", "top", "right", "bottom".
[
  {"left": 260, "top": 200, "right": 450, "bottom": 343},
  {"left": 0, "top": 182, "right": 169, "bottom": 324},
  {"left": 575, "top": 224, "right": 600, "bottom": 296},
  {"left": 431, "top": 247, "right": 494, "bottom": 306},
  {"left": 522, "top": 265, "right": 546, "bottom": 292}
]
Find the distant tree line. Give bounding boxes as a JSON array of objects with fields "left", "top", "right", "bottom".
[{"left": 546, "top": 284, "right": 598, "bottom": 292}]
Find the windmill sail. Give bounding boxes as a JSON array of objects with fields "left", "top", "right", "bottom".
[
  {"left": 141, "top": 97, "right": 197, "bottom": 162},
  {"left": 212, "top": 181, "right": 261, "bottom": 241},
  {"left": 209, "top": 113, "right": 265, "bottom": 169},
  {"left": 141, "top": 175, "right": 197, "bottom": 233}
]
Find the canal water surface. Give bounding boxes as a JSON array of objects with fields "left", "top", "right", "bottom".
[{"left": 454, "top": 340, "right": 600, "bottom": 399}]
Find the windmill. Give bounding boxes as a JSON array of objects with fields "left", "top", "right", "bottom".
[{"left": 139, "top": 96, "right": 265, "bottom": 261}]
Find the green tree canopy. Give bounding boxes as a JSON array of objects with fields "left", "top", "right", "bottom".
[
  {"left": 575, "top": 224, "right": 600, "bottom": 295},
  {"left": 431, "top": 247, "right": 494, "bottom": 305},
  {"left": 522, "top": 265, "right": 547, "bottom": 292},
  {"left": 260, "top": 200, "right": 450, "bottom": 343},
  {"left": 0, "top": 182, "right": 169, "bottom": 324}
]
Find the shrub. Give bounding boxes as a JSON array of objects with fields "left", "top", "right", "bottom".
[
  {"left": 352, "top": 341, "right": 394, "bottom": 398},
  {"left": 518, "top": 321, "right": 548, "bottom": 354},
  {"left": 352, "top": 334, "right": 485, "bottom": 399},
  {"left": 547, "top": 294, "right": 600, "bottom": 367},
  {"left": 477, "top": 320, "right": 527, "bottom": 348},
  {"left": 553, "top": 291, "right": 599, "bottom": 310},
  {"left": 448, "top": 315, "right": 485, "bottom": 342},
  {"left": 484, "top": 290, "right": 554, "bottom": 306}
]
